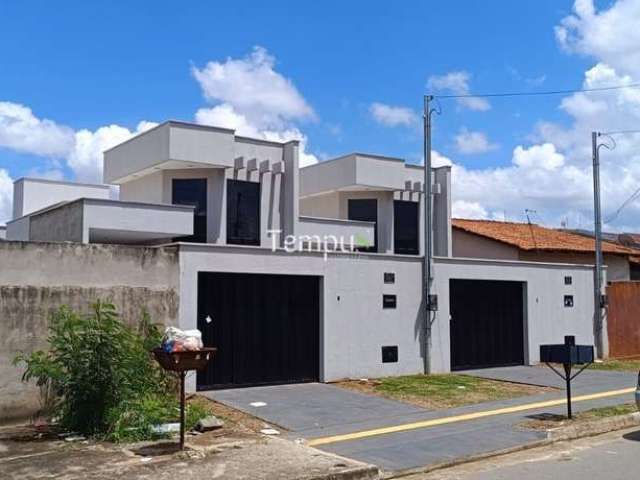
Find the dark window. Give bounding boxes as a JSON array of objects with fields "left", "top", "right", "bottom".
[
  {"left": 172, "top": 178, "right": 207, "bottom": 243},
  {"left": 348, "top": 199, "right": 377, "bottom": 252},
  {"left": 564, "top": 295, "right": 574, "bottom": 307},
  {"left": 227, "top": 179, "right": 260, "bottom": 245},
  {"left": 381, "top": 346, "right": 398, "bottom": 363},
  {"left": 383, "top": 294, "right": 397, "bottom": 309},
  {"left": 564, "top": 276, "right": 572, "bottom": 285},
  {"left": 384, "top": 272, "right": 395, "bottom": 284},
  {"left": 394, "top": 200, "right": 419, "bottom": 255}
]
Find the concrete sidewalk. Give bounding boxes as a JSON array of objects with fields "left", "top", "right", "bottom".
[{"left": 207, "top": 367, "right": 637, "bottom": 474}]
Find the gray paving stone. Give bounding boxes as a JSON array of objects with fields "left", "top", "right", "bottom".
[
  {"left": 201, "top": 368, "right": 638, "bottom": 473},
  {"left": 203, "top": 382, "right": 426, "bottom": 432}
]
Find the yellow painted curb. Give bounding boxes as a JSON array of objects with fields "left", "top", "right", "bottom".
[{"left": 307, "top": 387, "right": 636, "bottom": 446}]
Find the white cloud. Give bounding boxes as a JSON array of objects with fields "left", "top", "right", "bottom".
[
  {"left": 450, "top": 145, "right": 592, "bottom": 224},
  {"left": 369, "top": 102, "right": 418, "bottom": 127},
  {"left": 0, "top": 101, "right": 158, "bottom": 184},
  {"left": 0, "top": 168, "right": 12, "bottom": 224},
  {"left": 195, "top": 104, "right": 256, "bottom": 135},
  {"left": 452, "top": 200, "right": 488, "bottom": 219},
  {"left": 192, "top": 46, "right": 315, "bottom": 129},
  {"left": 449, "top": 1, "right": 640, "bottom": 230},
  {"left": 454, "top": 128, "right": 498, "bottom": 154},
  {"left": 0, "top": 47, "right": 319, "bottom": 192},
  {"left": 427, "top": 71, "right": 491, "bottom": 111},
  {"left": 512, "top": 143, "right": 564, "bottom": 170},
  {"left": 193, "top": 47, "right": 318, "bottom": 167},
  {"left": 0, "top": 102, "right": 75, "bottom": 157},
  {"left": 556, "top": 0, "right": 640, "bottom": 77}
]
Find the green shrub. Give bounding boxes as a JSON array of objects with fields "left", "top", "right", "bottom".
[{"left": 13, "top": 301, "right": 191, "bottom": 440}]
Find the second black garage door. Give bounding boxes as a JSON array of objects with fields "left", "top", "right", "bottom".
[
  {"left": 449, "top": 279, "right": 525, "bottom": 370},
  {"left": 197, "top": 272, "right": 320, "bottom": 390}
]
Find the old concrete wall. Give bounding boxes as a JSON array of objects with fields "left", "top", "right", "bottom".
[
  {"left": 0, "top": 241, "right": 180, "bottom": 423},
  {"left": 29, "top": 201, "right": 84, "bottom": 243}
]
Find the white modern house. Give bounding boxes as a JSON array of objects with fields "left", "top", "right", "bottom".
[{"left": 3, "top": 120, "right": 602, "bottom": 393}]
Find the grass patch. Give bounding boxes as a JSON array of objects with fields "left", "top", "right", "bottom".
[
  {"left": 336, "top": 374, "right": 550, "bottom": 409},
  {"left": 588, "top": 359, "right": 640, "bottom": 372},
  {"left": 580, "top": 403, "right": 637, "bottom": 419},
  {"left": 519, "top": 403, "right": 637, "bottom": 431}
]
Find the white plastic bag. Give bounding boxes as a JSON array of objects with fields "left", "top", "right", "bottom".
[{"left": 161, "top": 326, "right": 203, "bottom": 352}]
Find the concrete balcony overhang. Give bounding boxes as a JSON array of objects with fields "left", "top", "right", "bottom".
[
  {"left": 104, "top": 121, "right": 292, "bottom": 185},
  {"left": 299, "top": 153, "right": 425, "bottom": 197},
  {"left": 83, "top": 199, "right": 194, "bottom": 244}
]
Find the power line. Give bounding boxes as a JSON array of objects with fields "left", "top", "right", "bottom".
[
  {"left": 600, "top": 129, "right": 640, "bottom": 136},
  {"left": 605, "top": 185, "right": 640, "bottom": 224},
  {"left": 434, "top": 83, "right": 640, "bottom": 99}
]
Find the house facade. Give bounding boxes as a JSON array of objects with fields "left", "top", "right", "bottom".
[
  {"left": 2, "top": 121, "right": 602, "bottom": 396},
  {"left": 452, "top": 218, "right": 638, "bottom": 281}
]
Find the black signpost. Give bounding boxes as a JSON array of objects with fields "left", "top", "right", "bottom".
[{"left": 540, "top": 336, "right": 594, "bottom": 419}]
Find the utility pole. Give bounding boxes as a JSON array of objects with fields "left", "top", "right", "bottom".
[
  {"left": 423, "top": 95, "right": 434, "bottom": 374},
  {"left": 592, "top": 131, "right": 604, "bottom": 359}
]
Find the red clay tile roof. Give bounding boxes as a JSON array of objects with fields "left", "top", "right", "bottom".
[{"left": 452, "top": 218, "right": 637, "bottom": 256}]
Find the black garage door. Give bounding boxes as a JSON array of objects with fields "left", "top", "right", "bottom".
[
  {"left": 449, "top": 279, "right": 525, "bottom": 370},
  {"left": 197, "top": 272, "right": 320, "bottom": 389}
]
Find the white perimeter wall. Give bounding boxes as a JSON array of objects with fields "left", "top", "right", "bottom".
[
  {"left": 430, "top": 257, "right": 601, "bottom": 372},
  {"left": 177, "top": 245, "right": 600, "bottom": 391},
  {"left": 178, "top": 245, "right": 425, "bottom": 391}
]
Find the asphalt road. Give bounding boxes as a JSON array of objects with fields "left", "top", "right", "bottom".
[{"left": 411, "top": 427, "right": 640, "bottom": 480}]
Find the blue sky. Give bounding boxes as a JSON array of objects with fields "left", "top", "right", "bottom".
[{"left": 2, "top": 0, "right": 640, "bottom": 230}]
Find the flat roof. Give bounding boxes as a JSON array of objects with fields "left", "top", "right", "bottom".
[
  {"left": 104, "top": 119, "right": 297, "bottom": 154},
  {"left": 15, "top": 177, "right": 111, "bottom": 190}
]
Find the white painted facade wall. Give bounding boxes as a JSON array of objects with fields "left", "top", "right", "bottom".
[
  {"left": 430, "top": 257, "right": 602, "bottom": 372},
  {"left": 12, "top": 178, "right": 110, "bottom": 219},
  {"left": 176, "top": 243, "right": 598, "bottom": 392}
]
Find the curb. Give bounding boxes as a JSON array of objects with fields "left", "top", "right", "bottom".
[
  {"left": 307, "top": 465, "right": 380, "bottom": 480},
  {"left": 304, "top": 446, "right": 381, "bottom": 480},
  {"left": 547, "top": 411, "right": 640, "bottom": 441},
  {"left": 385, "top": 412, "right": 640, "bottom": 479}
]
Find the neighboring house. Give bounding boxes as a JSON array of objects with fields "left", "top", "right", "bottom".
[
  {"left": 1, "top": 120, "right": 601, "bottom": 398},
  {"left": 0, "top": 225, "right": 5, "bottom": 240},
  {"left": 618, "top": 233, "right": 640, "bottom": 249},
  {"left": 453, "top": 218, "right": 640, "bottom": 281}
]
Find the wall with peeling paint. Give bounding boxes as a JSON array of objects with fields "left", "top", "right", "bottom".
[{"left": 0, "top": 241, "right": 179, "bottom": 422}]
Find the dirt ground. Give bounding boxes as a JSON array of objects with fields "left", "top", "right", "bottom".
[{"left": 0, "top": 395, "right": 377, "bottom": 480}]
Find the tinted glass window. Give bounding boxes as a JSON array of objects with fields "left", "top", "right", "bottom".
[
  {"left": 227, "top": 179, "right": 260, "bottom": 245},
  {"left": 348, "top": 199, "right": 377, "bottom": 252},
  {"left": 394, "top": 200, "right": 419, "bottom": 255},
  {"left": 172, "top": 178, "right": 207, "bottom": 243}
]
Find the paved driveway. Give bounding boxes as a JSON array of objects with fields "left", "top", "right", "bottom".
[
  {"left": 202, "top": 367, "right": 637, "bottom": 473},
  {"left": 204, "top": 382, "right": 426, "bottom": 433}
]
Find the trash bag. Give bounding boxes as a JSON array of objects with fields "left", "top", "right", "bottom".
[{"left": 161, "top": 326, "right": 203, "bottom": 352}]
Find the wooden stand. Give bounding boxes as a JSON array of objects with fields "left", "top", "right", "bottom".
[{"left": 152, "top": 348, "right": 217, "bottom": 449}]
